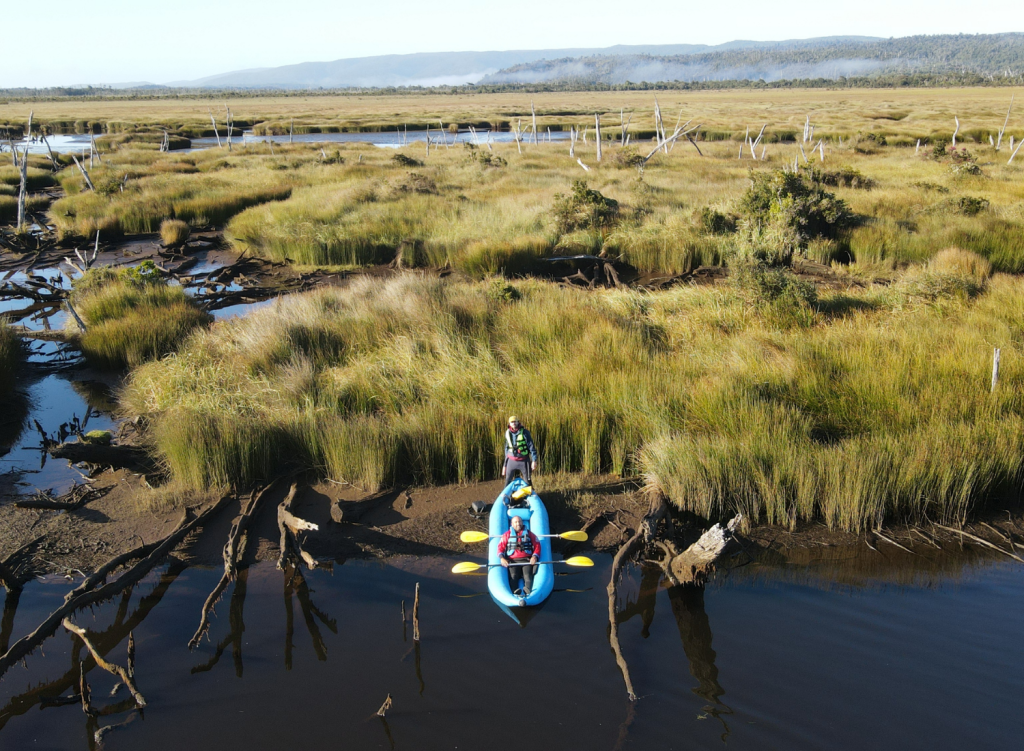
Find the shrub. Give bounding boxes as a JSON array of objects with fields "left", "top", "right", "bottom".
[
  {"left": 613, "top": 147, "right": 645, "bottom": 170},
  {"left": 694, "top": 207, "right": 736, "bottom": 235},
  {"left": 931, "top": 139, "right": 949, "bottom": 159},
  {"left": 391, "top": 153, "right": 423, "bottom": 167},
  {"left": 160, "top": 218, "right": 191, "bottom": 247},
  {"left": 732, "top": 262, "right": 818, "bottom": 324},
  {"left": 552, "top": 180, "right": 618, "bottom": 234},
  {"left": 738, "top": 170, "right": 854, "bottom": 265},
  {"left": 949, "top": 196, "right": 989, "bottom": 216},
  {"left": 803, "top": 165, "right": 874, "bottom": 189}
]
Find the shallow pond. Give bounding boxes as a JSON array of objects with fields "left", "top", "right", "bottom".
[{"left": 1, "top": 548, "right": 1022, "bottom": 750}]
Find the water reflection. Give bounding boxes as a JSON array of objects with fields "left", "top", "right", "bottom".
[
  {"left": 668, "top": 586, "right": 732, "bottom": 739},
  {"left": 0, "top": 561, "right": 186, "bottom": 731},
  {"left": 191, "top": 567, "right": 249, "bottom": 678}
]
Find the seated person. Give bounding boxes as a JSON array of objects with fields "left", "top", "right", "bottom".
[{"left": 498, "top": 515, "right": 540, "bottom": 600}]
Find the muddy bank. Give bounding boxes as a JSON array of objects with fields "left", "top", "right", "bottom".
[{"left": 2, "top": 464, "right": 1023, "bottom": 582}]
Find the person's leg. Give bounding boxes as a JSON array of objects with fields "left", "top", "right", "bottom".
[
  {"left": 522, "top": 563, "right": 537, "bottom": 594},
  {"left": 507, "top": 564, "right": 521, "bottom": 592}
]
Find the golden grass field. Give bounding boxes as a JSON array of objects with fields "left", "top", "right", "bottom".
[
  {"left": 3, "top": 88, "right": 1023, "bottom": 141},
  {"left": 4, "top": 86, "right": 1024, "bottom": 531}
]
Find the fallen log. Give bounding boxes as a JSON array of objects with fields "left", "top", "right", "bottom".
[
  {"left": 0, "top": 495, "right": 230, "bottom": 678},
  {"left": 47, "top": 441, "right": 150, "bottom": 470},
  {"left": 664, "top": 515, "right": 742, "bottom": 586},
  {"left": 189, "top": 483, "right": 276, "bottom": 648},
  {"left": 62, "top": 620, "right": 145, "bottom": 708}
]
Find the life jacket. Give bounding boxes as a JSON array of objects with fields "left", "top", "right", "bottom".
[
  {"left": 505, "top": 428, "right": 530, "bottom": 460},
  {"left": 505, "top": 527, "right": 535, "bottom": 557}
]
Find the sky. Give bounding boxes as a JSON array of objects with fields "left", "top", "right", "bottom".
[{"left": 3, "top": 0, "right": 1021, "bottom": 88}]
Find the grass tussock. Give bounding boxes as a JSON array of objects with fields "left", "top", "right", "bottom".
[
  {"left": 0, "top": 324, "right": 22, "bottom": 397},
  {"left": 70, "top": 263, "right": 212, "bottom": 368},
  {"left": 122, "top": 272, "right": 1024, "bottom": 531},
  {"left": 160, "top": 219, "right": 190, "bottom": 247}
]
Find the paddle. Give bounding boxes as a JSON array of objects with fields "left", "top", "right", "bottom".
[
  {"left": 451, "top": 556, "right": 594, "bottom": 574},
  {"left": 460, "top": 530, "right": 588, "bottom": 543}
]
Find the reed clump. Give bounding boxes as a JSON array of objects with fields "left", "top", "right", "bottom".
[
  {"left": 69, "top": 263, "right": 212, "bottom": 368},
  {"left": 121, "top": 271, "right": 1024, "bottom": 531},
  {"left": 160, "top": 218, "right": 190, "bottom": 247},
  {"left": 0, "top": 324, "right": 22, "bottom": 398}
]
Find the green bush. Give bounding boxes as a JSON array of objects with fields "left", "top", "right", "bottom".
[
  {"left": 552, "top": 180, "right": 619, "bottom": 234},
  {"left": 738, "top": 170, "right": 854, "bottom": 265}
]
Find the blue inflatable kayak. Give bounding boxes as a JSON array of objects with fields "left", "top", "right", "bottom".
[{"left": 488, "top": 478, "right": 554, "bottom": 608}]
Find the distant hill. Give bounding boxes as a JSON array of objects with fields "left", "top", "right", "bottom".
[
  {"left": 479, "top": 33, "right": 1024, "bottom": 85},
  {"left": 167, "top": 37, "right": 881, "bottom": 89}
]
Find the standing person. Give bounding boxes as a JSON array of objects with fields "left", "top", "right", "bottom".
[
  {"left": 498, "top": 515, "right": 541, "bottom": 600},
  {"left": 501, "top": 415, "right": 537, "bottom": 486}
]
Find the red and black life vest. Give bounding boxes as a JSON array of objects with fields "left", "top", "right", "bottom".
[{"left": 505, "top": 527, "right": 535, "bottom": 557}]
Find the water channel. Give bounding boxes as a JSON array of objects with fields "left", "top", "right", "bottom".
[
  {"left": 0, "top": 548, "right": 1021, "bottom": 750},
  {"left": 8, "top": 128, "right": 571, "bottom": 157}
]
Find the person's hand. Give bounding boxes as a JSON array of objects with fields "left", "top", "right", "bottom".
[
  {"left": 531, "top": 461, "right": 537, "bottom": 472},
  {"left": 501, "top": 465, "right": 506, "bottom": 477},
  {"left": 530, "top": 555, "right": 538, "bottom": 565},
  {"left": 500, "top": 558, "right": 509, "bottom": 568}
]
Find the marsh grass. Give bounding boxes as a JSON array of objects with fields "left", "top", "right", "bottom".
[
  {"left": 70, "top": 269, "right": 212, "bottom": 368},
  {"left": 0, "top": 324, "right": 22, "bottom": 397},
  {"left": 122, "top": 270, "right": 1024, "bottom": 530},
  {"left": 160, "top": 219, "right": 190, "bottom": 247}
]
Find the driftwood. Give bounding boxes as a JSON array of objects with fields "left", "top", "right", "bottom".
[
  {"left": 62, "top": 619, "right": 145, "bottom": 708},
  {"left": 664, "top": 515, "right": 742, "bottom": 586},
  {"left": 46, "top": 440, "right": 148, "bottom": 470},
  {"left": 0, "top": 496, "right": 230, "bottom": 678},
  {"left": 933, "top": 523, "right": 1024, "bottom": 563},
  {"left": 413, "top": 582, "right": 421, "bottom": 642},
  {"left": 15, "top": 483, "right": 109, "bottom": 511},
  {"left": 277, "top": 483, "right": 320, "bottom": 570},
  {"left": 189, "top": 484, "right": 277, "bottom": 648}
]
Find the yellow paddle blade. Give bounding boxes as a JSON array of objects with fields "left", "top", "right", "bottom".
[
  {"left": 460, "top": 531, "right": 489, "bottom": 543},
  {"left": 565, "top": 556, "right": 595, "bottom": 567},
  {"left": 559, "top": 530, "right": 588, "bottom": 542},
  {"left": 451, "top": 561, "right": 485, "bottom": 574}
]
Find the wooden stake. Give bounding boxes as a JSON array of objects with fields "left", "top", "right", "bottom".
[
  {"left": 992, "top": 348, "right": 1001, "bottom": 392},
  {"left": 412, "top": 582, "right": 421, "bottom": 642}
]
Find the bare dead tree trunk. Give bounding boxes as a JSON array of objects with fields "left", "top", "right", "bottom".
[
  {"left": 952, "top": 115, "right": 960, "bottom": 147},
  {"left": 531, "top": 100, "right": 538, "bottom": 145},
  {"left": 209, "top": 110, "right": 221, "bottom": 147},
  {"left": 595, "top": 114, "right": 602, "bottom": 163},
  {"left": 997, "top": 95, "right": 1013, "bottom": 151},
  {"left": 16, "top": 145, "right": 28, "bottom": 231},
  {"left": 1008, "top": 137, "right": 1024, "bottom": 165}
]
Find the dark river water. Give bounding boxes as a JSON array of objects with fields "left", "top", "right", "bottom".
[{"left": 1, "top": 549, "right": 1022, "bottom": 750}]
